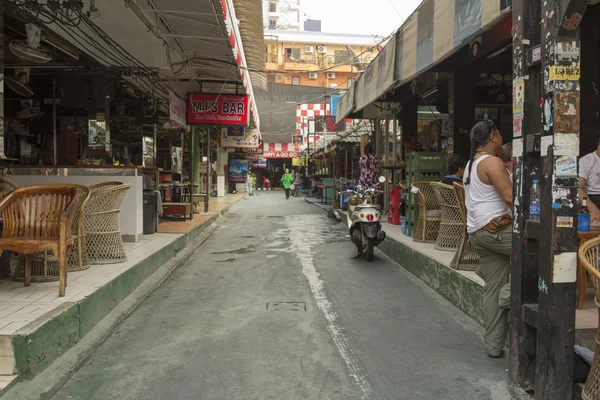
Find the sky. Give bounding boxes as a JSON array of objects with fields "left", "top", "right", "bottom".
[{"left": 301, "top": 0, "right": 423, "bottom": 36}]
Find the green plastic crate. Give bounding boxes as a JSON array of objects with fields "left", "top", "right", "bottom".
[
  {"left": 404, "top": 204, "right": 418, "bottom": 221},
  {"left": 407, "top": 170, "right": 444, "bottom": 185},
  {"left": 406, "top": 152, "right": 446, "bottom": 171}
]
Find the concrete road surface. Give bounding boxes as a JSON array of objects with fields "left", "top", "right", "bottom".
[{"left": 53, "top": 192, "right": 510, "bottom": 400}]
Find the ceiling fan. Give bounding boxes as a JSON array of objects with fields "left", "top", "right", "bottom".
[
  {"left": 16, "top": 99, "right": 45, "bottom": 120},
  {"left": 5, "top": 69, "right": 34, "bottom": 98},
  {"left": 9, "top": 24, "right": 52, "bottom": 64}
]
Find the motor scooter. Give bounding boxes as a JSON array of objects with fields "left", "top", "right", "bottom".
[{"left": 339, "top": 176, "right": 387, "bottom": 261}]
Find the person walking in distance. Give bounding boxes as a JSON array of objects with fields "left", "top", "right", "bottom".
[
  {"left": 281, "top": 169, "right": 293, "bottom": 199},
  {"left": 463, "top": 120, "right": 513, "bottom": 358}
]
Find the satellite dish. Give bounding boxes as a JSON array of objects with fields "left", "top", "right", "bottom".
[
  {"left": 16, "top": 100, "right": 44, "bottom": 120},
  {"left": 5, "top": 70, "right": 33, "bottom": 97},
  {"left": 9, "top": 24, "right": 52, "bottom": 64}
]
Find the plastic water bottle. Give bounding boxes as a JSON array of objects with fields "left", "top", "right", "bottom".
[
  {"left": 579, "top": 197, "right": 591, "bottom": 232},
  {"left": 530, "top": 180, "right": 541, "bottom": 222}
]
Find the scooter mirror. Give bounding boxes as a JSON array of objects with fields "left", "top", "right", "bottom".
[
  {"left": 339, "top": 177, "right": 348, "bottom": 184},
  {"left": 378, "top": 176, "right": 386, "bottom": 183}
]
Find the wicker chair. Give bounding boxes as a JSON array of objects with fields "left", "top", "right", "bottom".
[
  {"left": 85, "top": 182, "right": 131, "bottom": 264},
  {"left": 0, "top": 178, "right": 19, "bottom": 277},
  {"left": 13, "top": 185, "right": 91, "bottom": 282},
  {"left": 430, "top": 182, "right": 463, "bottom": 251},
  {"left": 450, "top": 183, "right": 480, "bottom": 271},
  {"left": 0, "top": 185, "right": 80, "bottom": 296},
  {"left": 412, "top": 182, "right": 441, "bottom": 243},
  {"left": 578, "top": 238, "right": 600, "bottom": 400}
]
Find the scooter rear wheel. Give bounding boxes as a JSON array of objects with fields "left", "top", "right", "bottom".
[{"left": 366, "top": 238, "right": 374, "bottom": 261}]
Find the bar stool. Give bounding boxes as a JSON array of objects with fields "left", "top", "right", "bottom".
[{"left": 85, "top": 182, "right": 131, "bottom": 264}]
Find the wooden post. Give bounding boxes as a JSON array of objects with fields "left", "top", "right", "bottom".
[
  {"left": 510, "top": 0, "right": 585, "bottom": 398},
  {"left": 448, "top": 67, "right": 475, "bottom": 157},
  {"left": 189, "top": 126, "right": 195, "bottom": 221}
]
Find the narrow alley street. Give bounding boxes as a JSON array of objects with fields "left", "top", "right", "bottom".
[{"left": 53, "top": 193, "right": 510, "bottom": 400}]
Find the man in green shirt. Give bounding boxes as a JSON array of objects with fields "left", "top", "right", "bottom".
[{"left": 281, "top": 169, "right": 293, "bottom": 199}]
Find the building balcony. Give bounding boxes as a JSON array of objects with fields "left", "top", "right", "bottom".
[{"left": 268, "top": 11, "right": 281, "bottom": 17}]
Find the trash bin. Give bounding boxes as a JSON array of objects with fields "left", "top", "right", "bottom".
[{"left": 143, "top": 191, "right": 158, "bottom": 235}]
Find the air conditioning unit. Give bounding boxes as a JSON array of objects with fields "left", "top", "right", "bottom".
[
  {"left": 305, "top": 46, "right": 314, "bottom": 53},
  {"left": 326, "top": 72, "right": 336, "bottom": 79},
  {"left": 308, "top": 72, "right": 318, "bottom": 79},
  {"left": 317, "top": 45, "right": 327, "bottom": 54}
]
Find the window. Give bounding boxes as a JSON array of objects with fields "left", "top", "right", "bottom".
[
  {"left": 268, "top": 19, "right": 277, "bottom": 29},
  {"left": 347, "top": 78, "right": 353, "bottom": 88},
  {"left": 334, "top": 50, "right": 351, "bottom": 65},
  {"left": 292, "top": 76, "right": 300, "bottom": 86},
  {"left": 269, "top": 2, "right": 277, "bottom": 12},
  {"left": 284, "top": 48, "right": 301, "bottom": 61}
]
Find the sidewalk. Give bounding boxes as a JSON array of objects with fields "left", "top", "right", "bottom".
[{"left": 0, "top": 194, "right": 244, "bottom": 390}]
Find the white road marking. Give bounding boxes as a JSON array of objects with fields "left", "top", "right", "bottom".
[{"left": 284, "top": 215, "right": 376, "bottom": 400}]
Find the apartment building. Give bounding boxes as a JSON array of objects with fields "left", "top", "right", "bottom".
[
  {"left": 263, "top": 0, "right": 302, "bottom": 31},
  {"left": 264, "top": 30, "right": 383, "bottom": 88}
]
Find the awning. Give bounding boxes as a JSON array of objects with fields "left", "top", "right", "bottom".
[
  {"left": 354, "top": 34, "right": 397, "bottom": 112},
  {"left": 336, "top": 0, "right": 512, "bottom": 122}
]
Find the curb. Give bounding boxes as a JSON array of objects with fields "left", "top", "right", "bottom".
[{"left": 2, "top": 197, "right": 243, "bottom": 399}]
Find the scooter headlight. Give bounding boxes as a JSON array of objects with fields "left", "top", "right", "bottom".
[
  {"left": 349, "top": 196, "right": 360, "bottom": 206},
  {"left": 363, "top": 197, "right": 373, "bottom": 205}
]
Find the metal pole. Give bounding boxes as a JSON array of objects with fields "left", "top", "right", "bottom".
[
  {"left": 189, "top": 126, "right": 195, "bottom": 221},
  {"left": 204, "top": 128, "right": 210, "bottom": 213},
  {"left": 53, "top": 77, "right": 57, "bottom": 165}
]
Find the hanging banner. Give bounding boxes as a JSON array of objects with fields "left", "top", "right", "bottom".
[
  {"left": 187, "top": 93, "right": 250, "bottom": 126},
  {"left": 220, "top": 127, "right": 260, "bottom": 148},
  {"left": 314, "top": 116, "right": 347, "bottom": 132},
  {"left": 251, "top": 158, "right": 267, "bottom": 168},
  {"left": 292, "top": 158, "right": 306, "bottom": 166},
  {"left": 229, "top": 159, "right": 248, "bottom": 182},
  {"left": 237, "top": 140, "right": 263, "bottom": 155},
  {"left": 169, "top": 90, "right": 186, "bottom": 128}
]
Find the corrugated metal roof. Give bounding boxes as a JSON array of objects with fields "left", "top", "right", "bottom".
[{"left": 264, "top": 30, "right": 384, "bottom": 46}]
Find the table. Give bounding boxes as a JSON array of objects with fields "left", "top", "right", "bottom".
[
  {"left": 578, "top": 231, "right": 600, "bottom": 308},
  {"left": 162, "top": 202, "right": 192, "bottom": 221}
]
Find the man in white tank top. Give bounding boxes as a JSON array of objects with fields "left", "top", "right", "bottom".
[
  {"left": 463, "top": 121, "right": 513, "bottom": 358},
  {"left": 578, "top": 139, "right": 600, "bottom": 223}
]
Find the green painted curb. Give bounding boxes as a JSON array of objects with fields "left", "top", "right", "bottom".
[
  {"left": 378, "top": 237, "right": 484, "bottom": 326},
  {"left": 11, "top": 198, "right": 240, "bottom": 380}
]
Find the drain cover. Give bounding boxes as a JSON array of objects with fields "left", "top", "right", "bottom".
[{"left": 267, "top": 301, "right": 307, "bottom": 311}]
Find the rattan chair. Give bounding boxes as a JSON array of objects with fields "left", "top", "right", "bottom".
[
  {"left": 13, "top": 185, "right": 91, "bottom": 282},
  {"left": 578, "top": 238, "right": 600, "bottom": 400},
  {"left": 430, "top": 182, "right": 463, "bottom": 251},
  {"left": 412, "top": 182, "right": 440, "bottom": 243},
  {"left": 0, "top": 178, "right": 19, "bottom": 277},
  {"left": 85, "top": 182, "right": 131, "bottom": 264},
  {"left": 0, "top": 185, "right": 80, "bottom": 296},
  {"left": 450, "top": 183, "right": 480, "bottom": 271}
]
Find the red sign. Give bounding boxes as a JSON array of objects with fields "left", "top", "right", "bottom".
[
  {"left": 187, "top": 93, "right": 250, "bottom": 126},
  {"left": 263, "top": 151, "right": 299, "bottom": 159}
]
